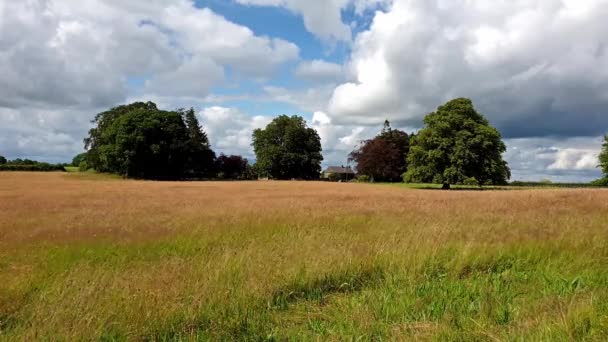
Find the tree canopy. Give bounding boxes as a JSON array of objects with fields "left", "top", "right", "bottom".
[
  {"left": 181, "top": 108, "right": 216, "bottom": 177},
  {"left": 404, "top": 98, "right": 510, "bottom": 187},
  {"left": 71, "top": 153, "right": 87, "bottom": 167},
  {"left": 252, "top": 115, "right": 323, "bottom": 180},
  {"left": 349, "top": 120, "right": 410, "bottom": 182},
  {"left": 216, "top": 154, "right": 253, "bottom": 180},
  {"left": 0, "top": 155, "right": 6, "bottom": 165},
  {"left": 599, "top": 135, "right": 608, "bottom": 176},
  {"left": 84, "top": 102, "right": 215, "bottom": 179}
]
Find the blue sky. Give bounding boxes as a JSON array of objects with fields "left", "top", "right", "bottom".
[{"left": 1, "top": 0, "right": 607, "bottom": 181}]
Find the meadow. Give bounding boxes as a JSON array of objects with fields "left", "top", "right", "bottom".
[{"left": 1, "top": 172, "right": 607, "bottom": 341}]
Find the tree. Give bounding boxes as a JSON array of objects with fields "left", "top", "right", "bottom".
[
  {"left": 181, "top": 108, "right": 215, "bottom": 177},
  {"left": 216, "top": 154, "right": 251, "bottom": 180},
  {"left": 252, "top": 115, "right": 323, "bottom": 180},
  {"left": 84, "top": 102, "right": 215, "bottom": 179},
  {"left": 404, "top": 98, "right": 510, "bottom": 189},
  {"left": 71, "top": 152, "right": 87, "bottom": 167},
  {"left": 599, "top": 135, "right": 608, "bottom": 176},
  {"left": 0, "top": 155, "right": 6, "bottom": 164},
  {"left": 349, "top": 120, "right": 410, "bottom": 182}
]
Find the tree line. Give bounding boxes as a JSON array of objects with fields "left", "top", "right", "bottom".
[
  {"left": 2, "top": 98, "right": 608, "bottom": 186},
  {"left": 0, "top": 157, "right": 66, "bottom": 171}
]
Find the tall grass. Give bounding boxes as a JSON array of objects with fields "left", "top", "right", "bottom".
[{"left": 1, "top": 172, "right": 607, "bottom": 340}]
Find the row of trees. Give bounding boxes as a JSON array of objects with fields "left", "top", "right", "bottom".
[
  {"left": 78, "top": 104, "right": 325, "bottom": 180},
  {"left": 80, "top": 102, "right": 251, "bottom": 180},
  {"left": 8, "top": 97, "right": 604, "bottom": 186},
  {"left": 350, "top": 98, "right": 511, "bottom": 188},
  {"left": 0, "top": 157, "right": 66, "bottom": 171}
]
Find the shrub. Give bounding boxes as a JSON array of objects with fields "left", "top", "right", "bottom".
[
  {"left": 590, "top": 178, "right": 608, "bottom": 187},
  {"left": 78, "top": 161, "right": 90, "bottom": 172},
  {"left": 356, "top": 175, "right": 370, "bottom": 183},
  {"left": 0, "top": 163, "right": 65, "bottom": 171},
  {"left": 463, "top": 177, "right": 479, "bottom": 186}
]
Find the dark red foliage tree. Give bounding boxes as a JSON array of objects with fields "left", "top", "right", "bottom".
[
  {"left": 349, "top": 121, "right": 410, "bottom": 182},
  {"left": 215, "top": 154, "right": 251, "bottom": 180}
]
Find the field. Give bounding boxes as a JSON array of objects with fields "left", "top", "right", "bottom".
[{"left": 1, "top": 172, "right": 608, "bottom": 341}]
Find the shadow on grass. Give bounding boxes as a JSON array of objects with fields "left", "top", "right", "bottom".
[{"left": 270, "top": 264, "right": 386, "bottom": 310}]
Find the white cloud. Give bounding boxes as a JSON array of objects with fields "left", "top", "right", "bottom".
[
  {"left": 199, "top": 106, "right": 272, "bottom": 158},
  {"left": 236, "top": 0, "right": 352, "bottom": 42},
  {"left": 263, "top": 85, "right": 336, "bottom": 112},
  {"left": 505, "top": 137, "right": 603, "bottom": 182},
  {"left": 327, "top": 0, "right": 608, "bottom": 137},
  {"left": 0, "top": 0, "right": 299, "bottom": 109},
  {"left": 295, "top": 60, "right": 345, "bottom": 82},
  {"left": 548, "top": 149, "right": 599, "bottom": 171},
  {"left": 234, "top": 0, "right": 387, "bottom": 42},
  {"left": 0, "top": 0, "right": 299, "bottom": 162}
]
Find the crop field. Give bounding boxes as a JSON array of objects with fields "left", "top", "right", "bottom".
[{"left": 1, "top": 172, "right": 608, "bottom": 340}]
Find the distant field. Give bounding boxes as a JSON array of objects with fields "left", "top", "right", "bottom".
[{"left": 1, "top": 172, "right": 607, "bottom": 340}]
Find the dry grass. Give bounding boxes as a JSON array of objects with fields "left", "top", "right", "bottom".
[{"left": 1, "top": 172, "right": 607, "bottom": 340}]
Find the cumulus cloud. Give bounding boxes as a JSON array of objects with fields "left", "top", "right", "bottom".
[
  {"left": 295, "top": 60, "right": 345, "bottom": 82},
  {"left": 236, "top": 0, "right": 353, "bottom": 42},
  {"left": 0, "top": 0, "right": 298, "bottom": 161},
  {"left": 199, "top": 106, "right": 272, "bottom": 159},
  {"left": 235, "top": 0, "right": 387, "bottom": 42},
  {"left": 327, "top": 0, "right": 608, "bottom": 137},
  {"left": 504, "top": 137, "right": 603, "bottom": 182},
  {"left": 263, "top": 85, "right": 337, "bottom": 112}
]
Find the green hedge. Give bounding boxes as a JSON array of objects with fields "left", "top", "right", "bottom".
[{"left": 0, "top": 163, "right": 66, "bottom": 172}]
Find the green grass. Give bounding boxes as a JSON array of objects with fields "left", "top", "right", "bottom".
[{"left": 3, "top": 241, "right": 607, "bottom": 340}]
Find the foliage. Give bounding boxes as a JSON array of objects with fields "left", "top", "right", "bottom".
[
  {"left": 0, "top": 162, "right": 65, "bottom": 171},
  {"left": 356, "top": 175, "right": 371, "bottom": 183},
  {"left": 71, "top": 153, "right": 88, "bottom": 167},
  {"left": 216, "top": 154, "right": 253, "bottom": 180},
  {"left": 349, "top": 120, "right": 410, "bottom": 182},
  {"left": 181, "top": 108, "right": 216, "bottom": 178},
  {"left": 78, "top": 161, "right": 90, "bottom": 172},
  {"left": 0, "top": 157, "right": 65, "bottom": 171},
  {"left": 404, "top": 98, "right": 511, "bottom": 187},
  {"left": 590, "top": 177, "right": 608, "bottom": 187},
  {"left": 599, "top": 135, "right": 608, "bottom": 176},
  {"left": 463, "top": 177, "right": 479, "bottom": 186},
  {"left": 327, "top": 172, "right": 352, "bottom": 182},
  {"left": 84, "top": 102, "right": 215, "bottom": 179},
  {"left": 0, "top": 155, "right": 6, "bottom": 164},
  {"left": 252, "top": 115, "right": 323, "bottom": 180}
]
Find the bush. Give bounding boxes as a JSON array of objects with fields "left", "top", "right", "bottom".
[
  {"left": 0, "top": 163, "right": 65, "bottom": 172},
  {"left": 78, "top": 161, "right": 90, "bottom": 172},
  {"left": 590, "top": 177, "right": 608, "bottom": 187},
  {"left": 463, "top": 177, "right": 479, "bottom": 186},
  {"left": 356, "top": 175, "right": 370, "bottom": 183}
]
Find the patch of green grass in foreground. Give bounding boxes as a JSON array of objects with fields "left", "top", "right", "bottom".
[{"left": 2, "top": 240, "right": 607, "bottom": 340}]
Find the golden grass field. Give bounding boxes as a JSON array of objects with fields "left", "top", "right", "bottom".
[{"left": 1, "top": 172, "right": 608, "bottom": 340}]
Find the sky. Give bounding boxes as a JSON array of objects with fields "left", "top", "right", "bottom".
[{"left": 1, "top": 0, "right": 607, "bottom": 182}]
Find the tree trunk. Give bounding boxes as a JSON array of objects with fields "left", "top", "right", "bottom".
[{"left": 442, "top": 183, "right": 451, "bottom": 190}]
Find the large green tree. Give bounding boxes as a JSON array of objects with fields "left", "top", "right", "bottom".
[
  {"left": 349, "top": 120, "right": 410, "bottom": 182},
  {"left": 0, "top": 155, "right": 6, "bottom": 164},
  {"left": 599, "top": 135, "right": 608, "bottom": 176},
  {"left": 404, "top": 98, "right": 510, "bottom": 188},
  {"left": 84, "top": 102, "right": 215, "bottom": 179},
  {"left": 181, "top": 108, "right": 216, "bottom": 177},
  {"left": 252, "top": 115, "right": 323, "bottom": 180}
]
